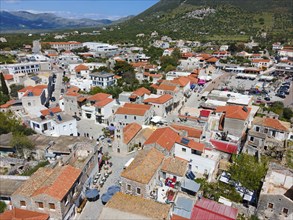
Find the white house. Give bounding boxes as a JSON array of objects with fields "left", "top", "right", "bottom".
[
  {"left": 30, "top": 113, "right": 77, "bottom": 137},
  {"left": 143, "top": 94, "right": 173, "bottom": 117},
  {"left": 174, "top": 137, "right": 219, "bottom": 181},
  {"left": 89, "top": 72, "right": 115, "bottom": 89}
]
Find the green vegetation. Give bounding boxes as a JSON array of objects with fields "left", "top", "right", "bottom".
[
  {"left": 113, "top": 60, "right": 135, "bottom": 75},
  {"left": 0, "top": 112, "right": 35, "bottom": 135},
  {"left": 10, "top": 133, "right": 35, "bottom": 157},
  {"left": 229, "top": 154, "right": 268, "bottom": 191},
  {"left": 266, "top": 102, "right": 293, "bottom": 122},
  {"left": 145, "top": 46, "right": 164, "bottom": 64},
  {"left": 0, "top": 201, "right": 6, "bottom": 213},
  {"left": 0, "top": 54, "right": 16, "bottom": 64},
  {"left": 285, "top": 143, "right": 293, "bottom": 169},
  {"left": 63, "top": 76, "right": 70, "bottom": 83},
  {"left": 195, "top": 178, "right": 242, "bottom": 203},
  {"left": 220, "top": 56, "right": 251, "bottom": 65},
  {"left": 0, "top": 91, "right": 10, "bottom": 105},
  {"left": 0, "top": 72, "right": 9, "bottom": 95},
  {"left": 21, "top": 160, "right": 49, "bottom": 176},
  {"left": 9, "top": 84, "right": 24, "bottom": 98},
  {"left": 160, "top": 48, "right": 181, "bottom": 72}
]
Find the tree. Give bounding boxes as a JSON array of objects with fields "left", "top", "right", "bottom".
[
  {"left": 9, "top": 84, "right": 24, "bottom": 98},
  {"left": 63, "top": 76, "right": 70, "bottom": 83},
  {"left": 229, "top": 154, "right": 268, "bottom": 191},
  {"left": 89, "top": 86, "right": 106, "bottom": 95},
  {"left": 10, "top": 133, "right": 35, "bottom": 158},
  {"left": 113, "top": 61, "right": 134, "bottom": 75},
  {"left": 97, "top": 66, "right": 111, "bottom": 72},
  {"left": 0, "top": 72, "right": 9, "bottom": 95},
  {"left": 0, "top": 201, "right": 6, "bottom": 213},
  {"left": 0, "top": 91, "right": 9, "bottom": 105},
  {"left": 283, "top": 108, "right": 293, "bottom": 121}
]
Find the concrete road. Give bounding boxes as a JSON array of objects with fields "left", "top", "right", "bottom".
[
  {"left": 76, "top": 151, "right": 135, "bottom": 220},
  {"left": 77, "top": 120, "right": 106, "bottom": 141}
]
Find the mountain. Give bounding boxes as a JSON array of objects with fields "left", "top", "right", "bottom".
[
  {"left": 99, "top": 0, "right": 293, "bottom": 42},
  {"left": 0, "top": 11, "right": 113, "bottom": 32}
]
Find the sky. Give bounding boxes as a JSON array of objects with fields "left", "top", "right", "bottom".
[{"left": 1, "top": 0, "right": 159, "bottom": 20}]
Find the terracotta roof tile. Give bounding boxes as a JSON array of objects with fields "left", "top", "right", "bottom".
[
  {"left": 176, "top": 136, "right": 205, "bottom": 152},
  {"left": 216, "top": 106, "right": 251, "bottom": 120},
  {"left": 115, "top": 103, "right": 151, "bottom": 116},
  {"left": 123, "top": 123, "right": 142, "bottom": 144},
  {"left": 74, "top": 64, "right": 89, "bottom": 72},
  {"left": 106, "top": 192, "right": 170, "bottom": 219},
  {"left": 121, "top": 148, "right": 164, "bottom": 184},
  {"left": 144, "top": 94, "right": 173, "bottom": 104},
  {"left": 171, "top": 124, "right": 202, "bottom": 139},
  {"left": 254, "top": 117, "right": 288, "bottom": 131},
  {"left": 40, "top": 107, "right": 62, "bottom": 116},
  {"left": 22, "top": 85, "right": 47, "bottom": 97},
  {"left": 132, "top": 87, "right": 151, "bottom": 97},
  {"left": 94, "top": 98, "right": 114, "bottom": 108},
  {"left": 0, "top": 100, "right": 16, "bottom": 108},
  {"left": 161, "top": 157, "right": 188, "bottom": 177},
  {"left": 0, "top": 208, "right": 49, "bottom": 220},
  {"left": 4, "top": 74, "right": 13, "bottom": 80},
  {"left": 171, "top": 77, "right": 190, "bottom": 87},
  {"left": 87, "top": 93, "right": 111, "bottom": 102},
  {"left": 144, "top": 127, "right": 179, "bottom": 151},
  {"left": 157, "top": 83, "right": 177, "bottom": 91},
  {"left": 14, "top": 165, "right": 81, "bottom": 201}
]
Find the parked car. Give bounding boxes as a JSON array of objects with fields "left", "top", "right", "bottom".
[
  {"left": 264, "top": 96, "right": 271, "bottom": 101},
  {"left": 277, "top": 92, "right": 286, "bottom": 98}
]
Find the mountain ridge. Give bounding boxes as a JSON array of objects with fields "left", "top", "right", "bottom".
[{"left": 0, "top": 10, "right": 113, "bottom": 32}]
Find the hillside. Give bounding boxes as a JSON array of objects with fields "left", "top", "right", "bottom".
[
  {"left": 95, "top": 0, "right": 293, "bottom": 43},
  {"left": 0, "top": 11, "right": 112, "bottom": 32}
]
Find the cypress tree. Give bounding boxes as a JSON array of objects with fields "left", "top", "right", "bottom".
[{"left": 0, "top": 72, "right": 9, "bottom": 95}]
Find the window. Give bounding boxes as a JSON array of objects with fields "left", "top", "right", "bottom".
[
  {"left": 20, "top": 201, "right": 26, "bottom": 207},
  {"left": 182, "top": 148, "right": 186, "bottom": 152},
  {"left": 28, "top": 102, "right": 31, "bottom": 106},
  {"left": 125, "top": 115, "right": 127, "bottom": 119},
  {"left": 134, "top": 116, "right": 136, "bottom": 120},
  {"left": 250, "top": 136, "right": 254, "bottom": 141},
  {"left": 127, "top": 184, "right": 131, "bottom": 191},
  {"left": 256, "top": 126, "right": 260, "bottom": 132},
  {"left": 264, "top": 128, "right": 268, "bottom": 134},
  {"left": 268, "top": 203, "right": 274, "bottom": 209},
  {"left": 283, "top": 208, "right": 288, "bottom": 215},
  {"left": 136, "top": 188, "right": 141, "bottom": 195},
  {"left": 49, "top": 203, "right": 56, "bottom": 210},
  {"left": 36, "top": 202, "right": 44, "bottom": 209}
]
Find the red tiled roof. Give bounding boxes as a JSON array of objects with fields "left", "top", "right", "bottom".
[
  {"left": 171, "top": 77, "right": 190, "bottom": 87},
  {"left": 144, "top": 94, "right": 173, "bottom": 104},
  {"left": 191, "top": 198, "right": 238, "bottom": 220},
  {"left": 216, "top": 106, "right": 251, "bottom": 120},
  {"left": 123, "top": 123, "right": 142, "bottom": 144},
  {"left": 144, "top": 127, "right": 179, "bottom": 151},
  {"left": 132, "top": 87, "right": 151, "bottom": 97},
  {"left": 171, "top": 124, "right": 202, "bottom": 139},
  {"left": 256, "top": 117, "right": 288, "bottom": 131},
  {"left": 32, "top": 165, "right": 81, "bottom": 201},
  {"left": 151, "top": 84, "right": 159, "bottom": 89},
  {"left": 22, "top": 85, "right": 47, "bottom": 97},
  {"left": 0, "top": 208, "right": 49, "bottom": 220},
  {"left": 4, "top": 74, "right": 13, "bottom": 80},
  {"left": 75, "top": 64, "right": 89, "bottom": 72},
  {"left": 251, "top": 59, "right": 270, "bottom": 63},
  {"left": 77, "top": 96, "right": 87, "bottom": 102},
  {"left": 171, "top": 214, "right": 190, "bottom": 220},
  {"left": 115, "top": 103, "right": 151, "bottom": 116},
  {"left": 206, "top": 57, "right": 218, "bottom": 63},
  {"left": 210, "top": 139, "right": 238, "bottom": 154},
  {"left": 40, "top": 107, "right": 62, "bottom": 116},
  {"left": 0, "top": 100, "right": 16, "bottom": 108},
  {"left": 94, "top": 98, "right": 114, "bottom": 108},
  {"left": 176, "top": 137, "right": 205, "bottom": 152},
  {"left": 157, "top": 83, "right": 177, "bottom": 91},
  {"left": 87, "top": 93, "right": 111, "bottom": 102}
]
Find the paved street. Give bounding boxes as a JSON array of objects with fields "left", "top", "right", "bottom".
[
  {"left": 76, "top": 150, "right": 135, "bottom": 220},
  {"left": 77, "top": 120, "right": 106, "bottom": 141}
]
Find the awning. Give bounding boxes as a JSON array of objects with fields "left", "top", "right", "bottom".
[
  {"left": 101, "top": 193, "right": 112, "bottom": 205},
  {"left": 107, "top": 185, "right": 121, "bottom": 195},
  {"left": 85, "top": 189, "right": 99, "bottom": 202}
]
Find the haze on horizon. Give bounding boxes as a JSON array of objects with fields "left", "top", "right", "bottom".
[{"left": 1, "top": 0, "right": 159, "bottom": 20}]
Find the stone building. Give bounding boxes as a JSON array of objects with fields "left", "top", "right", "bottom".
[
  {"left": 120, "top": 148, "right": 164, "bottom": 199},
  {"left": 257, "top": 163, "right": 293, "bottom": 220}
]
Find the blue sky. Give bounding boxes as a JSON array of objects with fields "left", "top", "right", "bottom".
[{"left": 1, "top": 0, "right": 159, "bottom": 20}]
